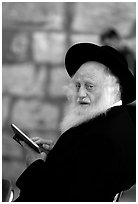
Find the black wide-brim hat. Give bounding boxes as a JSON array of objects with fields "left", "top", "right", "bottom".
[{"left": 65, "top": 43, "right": 136, "bottom": 104}]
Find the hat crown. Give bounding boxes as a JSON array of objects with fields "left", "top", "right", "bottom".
[
  {"left": 101, "top": 45, "right": 128, "bottom": 68},
  {"left": 65, "top": 43, "right": 136, "bottom": 104}
]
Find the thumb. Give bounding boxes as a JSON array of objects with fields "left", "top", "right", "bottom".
[{"left": 40, "top": 151, "right": 47, "bottom": 160}]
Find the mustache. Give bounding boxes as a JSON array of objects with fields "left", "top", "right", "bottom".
[{"left": 77, "top": 98, "right": 91, "bottom": 104}]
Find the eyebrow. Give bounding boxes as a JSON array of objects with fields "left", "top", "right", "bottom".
[{"left": 73, "top": 77, "right": 95, "bottom": 84}]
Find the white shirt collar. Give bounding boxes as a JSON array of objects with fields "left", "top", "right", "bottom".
[{"left": 111, "top": 100, "right": 122, "bottom": 108}]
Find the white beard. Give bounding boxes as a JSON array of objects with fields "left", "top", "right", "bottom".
[{"left": 60, "top": 87, "right": 116, "bottom": 134}]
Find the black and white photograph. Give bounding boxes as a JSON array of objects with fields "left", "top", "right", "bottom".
[{"left": 2, "top": 2, "right": 136, "bottom": 202}]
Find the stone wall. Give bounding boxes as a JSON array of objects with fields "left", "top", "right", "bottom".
[{"left": 2, "top": 2, "right": 136, "bottom": 200}]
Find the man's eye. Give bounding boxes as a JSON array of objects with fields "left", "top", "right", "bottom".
[
  {"left": 75, "top": 84, "right": 80, "bottom": 89},
  {"left": 86, "top": 84, "right": 93, "bottom": 90}
]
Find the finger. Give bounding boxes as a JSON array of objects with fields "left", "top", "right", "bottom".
[
  {"left": 31, "top": 137, "right": 40, "bottom": 142},
  {"left": 19, "top": 140, "right": 25, "bottom": 146},
  {"left": 42, "top": 144, "right": 50, "bottom": 150},
  {"left": 35, "top": 139, "right": 53, "bottom": 145},
  {"left": 40, "top": 152, "right": 47, "bottom": 160},
  {"left": 31, "top": 137, "right": 53, "bottom": 144},
  {"left": 42, "top": 143, "right": 54, "bottom": 150}
]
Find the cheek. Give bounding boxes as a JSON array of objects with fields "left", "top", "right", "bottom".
[{"left": 90, "top": 90, "right": 103, "bottom": 104}]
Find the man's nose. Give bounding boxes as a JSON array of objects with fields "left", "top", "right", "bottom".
[{"left": 78, "top": 87, "right": 87, "bottom": 98}]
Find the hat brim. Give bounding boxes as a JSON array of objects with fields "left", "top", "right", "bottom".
[{"left": 65, "top": 43, "right": 136, "bottom": 104}]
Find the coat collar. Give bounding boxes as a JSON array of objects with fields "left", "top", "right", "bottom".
[{"left": 111, "top": 100, "right": 122, "bottom": 108}]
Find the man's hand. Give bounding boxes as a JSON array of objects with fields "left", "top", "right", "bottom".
[
  {"left": 21, "top": 141, "right": 47, "bottom": 167},
  {"left": 21, "top": 137, "right": 55, "bottom": 167},
  {"left": 31, "top": 137, "right": 55, "bottom": 151}
]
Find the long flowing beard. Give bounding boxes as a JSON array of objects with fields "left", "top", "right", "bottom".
[
  {"left": 60, "top": 103, "right": 94, "bottom": 134},
  {"left": 60, "top": 87, "right": 117, "bottom": 134}
]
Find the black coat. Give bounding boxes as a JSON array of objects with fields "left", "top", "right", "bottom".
[{"left": 15, "top": 105, "right": 135, "bottom": 202}]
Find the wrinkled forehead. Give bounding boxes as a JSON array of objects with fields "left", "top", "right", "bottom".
[{"left": 73, "top": 61, "right": 108, "bottom": 82}]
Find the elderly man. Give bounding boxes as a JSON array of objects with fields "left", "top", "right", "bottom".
[{"left": 14, "top": 43, "right": 136, "bottom": 202}]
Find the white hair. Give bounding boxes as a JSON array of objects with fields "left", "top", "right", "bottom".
[{"left": 60, "top": 66, "right": 121, "bottom": 134}]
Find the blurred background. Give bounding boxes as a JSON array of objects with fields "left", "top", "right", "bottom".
[{"left": 2, "top": 2, "right": 136, "bottom": 200}]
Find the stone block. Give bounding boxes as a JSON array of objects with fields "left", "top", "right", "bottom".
[
  {"left": 2, "top": 96, "right": 11, "bottom": 126},
  {"left": 32, "top": 32, "right": 66, "bottom": 63},
  {"left": 2, "top": 29, "right": 30, "bottom": 63},
  {"left": 2, "top": 64, "right": 47, "bottom": 97},
  {"left": 11, "top": 100, "right": 60, "bottom": 131},
  {"left": 3, "top": 2, "right": 65, "bottom": 29},
  {"left": 49, "top": 67, "right": 70, "bottom": 97},
  {"left": 2, "top": 133, "right": 23, "bottom": 159},
  {"left": 71, "top": 34, "right": 99, "bottom": 45},
  {"left": 2, "top": 160, "right": 26, "bottom": 182},
  {"left": 72, "top": 2, "right": 136, "bottom": 36}
]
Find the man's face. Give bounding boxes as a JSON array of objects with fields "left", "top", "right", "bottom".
[
  {"left": 60, "top": 61, "right": 118, "bottom": 133},
  {"left": 72, "top": 61, "right": 108, "bottom": 110}
]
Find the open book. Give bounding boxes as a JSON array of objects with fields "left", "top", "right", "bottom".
[{"left": 11, "top": 123, "right": 48, "bottom": 154}]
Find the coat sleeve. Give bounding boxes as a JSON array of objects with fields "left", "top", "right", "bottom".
[{"left": 14, "top": 159, "right": 46, "bottom": 201}]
